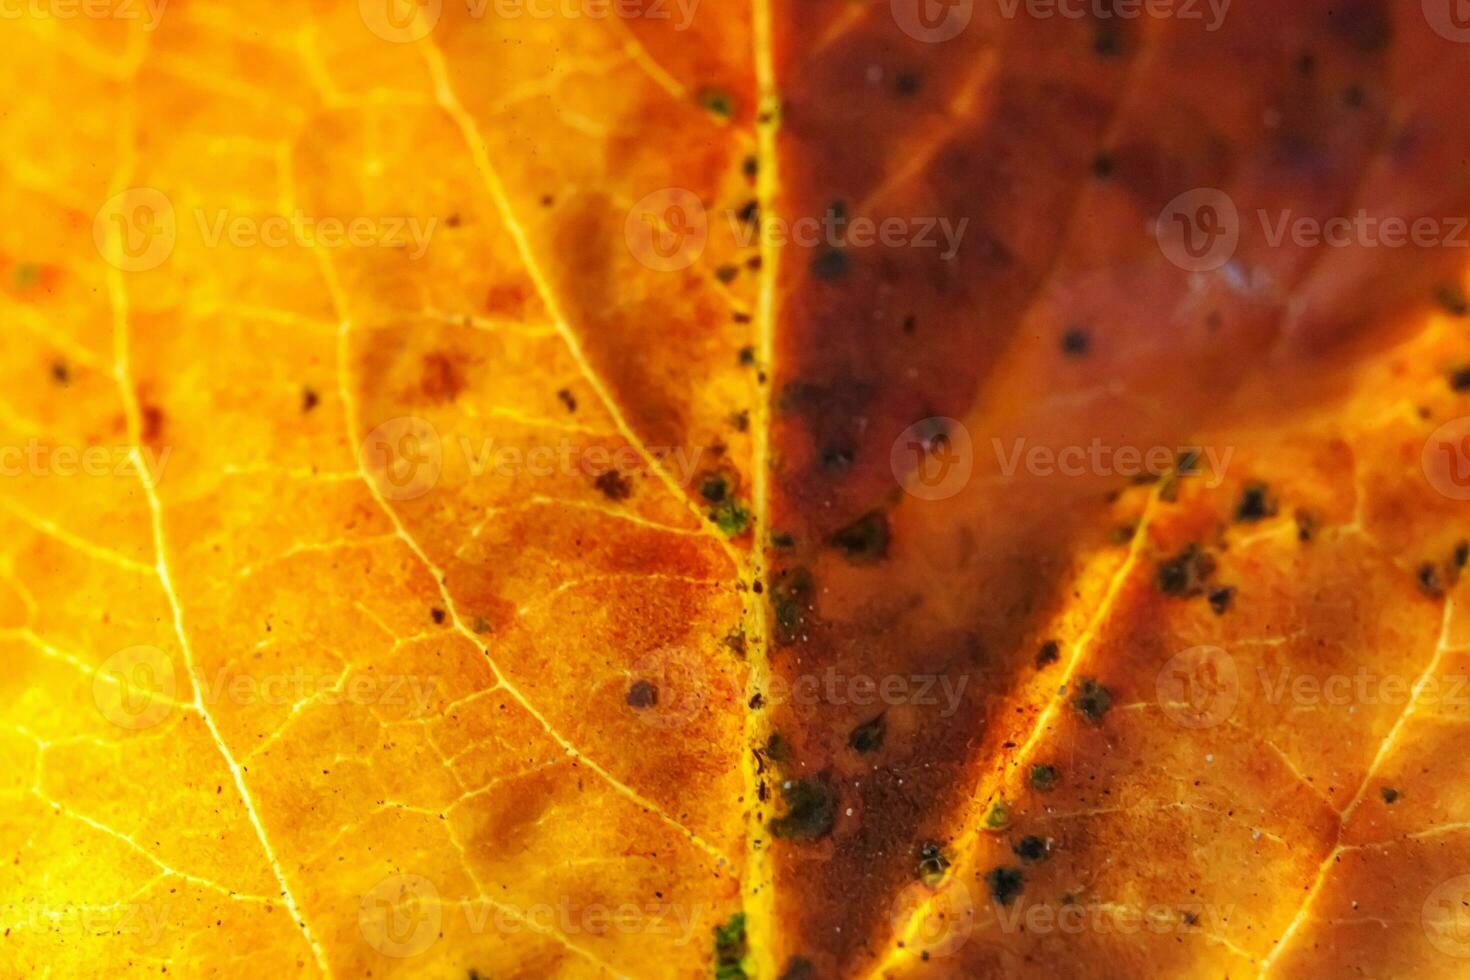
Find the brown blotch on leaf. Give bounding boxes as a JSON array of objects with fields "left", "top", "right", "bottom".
[
  {"left": 594, "top": 469, "right": 632, "bottom": 501},
  {"left": 1157, "top": 544, "right": 1217, "bottom": 598},
  {"left": 1036, "top": 641, "right": 1060, "bottom": 669},
  {"left": 1071, "top": 678, "right": 1112, "bottom": 724},
  {"left": 557, "top": 388, "right": 577, "bottom": 412},
  {"left": 626, "top": 679, "right": 657, "bottom": 709},
  {"left": 1208, "top": 586, "right": 1236, "bottom": 615},
  {"left": 301, "top": 387, "right": 319, "bottom": 412},
  {"left": 140, "top": 403, "right": 165, "bottom": 446},
  {"left": 420, "top": 351, "right": 466, "bottom": 403},
  {"left": 430, "top": 607, "right": 446, "bottom": 625}
]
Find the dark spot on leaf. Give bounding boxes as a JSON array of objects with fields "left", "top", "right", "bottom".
[
  {"left": 50, "top": 361, "right": 70, "bottom": 386},
  {"left": 738, "top": 346, "right": 756, "bottom": 366},
  {"left": 301, "top": 387, "right": 319, "bottom": 412},
  {"left": 1035, "top": 641, "right": 1060, "bottom": 668},
  {"left": 1013, "top": 836, "right": 1050, "bottom": 862},
  {"left": 1061, "top": 328, "right": 1091, "bottom": 357},
  {"left": 700, "top": 473, "right": 730, "bottom": 503},
  {"left": 985, "top": 866, "right": 1024, "bottom": 906},
  {"left": 764, "top": 732, "right": 791, "bottom": 764},
  {"left": 557, "top": 388, "right": 577, "bottom": 412},
  {"left": 1072, "top": 678, "right": 1112, "bottom": 724},
  {"left": 810, "top": 248, "right": 849, "bottom": 281},
  {"left": 1381, "top": 786, "right": 1399, "bottom": 804},
  {"left": 1091, "top": 153, "right": 1114, "bottom": 180},
  {"left": 626, "top": 679, "right": 657, "bottom": 709},
  {"left": 820, "top": 446, "right": 854, "bottom": 476},
  {"left": 595, "top": 470, "right": 632, "bottom": 501},
  {"left": 697, "top": 87, "right": 735, "bottom": 118},
  {"left": 1157, "top": 544, "right": 1217, "bottom": 598},
  {"left": 894, "top": 71, "right": 920, "bottom": 97},
  {"left": 1029, "top": 764, "right": 1058, "bottom": 791},
  {"left": 1419, "top": 562, "right": 1446, "bottom": 598},
  {"left": 778, "top": 958, "right": 815, "bottom": 980},
  {"left": 1448, "top": 366, "right": 1470, "bottom": 393},
  {"left": 829, "top": 511, "right": 889, "bottom": 563},
  {"left": 771, "top": 567, "right": 814, "bottom": 645},
  {"left": 1208, "top": 586, "right": 1236, "bottom": 615},
  {"left": 1235, "top": 482, "right": 1277, "bottom": 522},
  {"left": 430, "top": 607, "right": 446, "bottom": 625},
  {"left": 849, "top": 714, "right": 884, "bottom": 754},
  {"left": 742, "top": 155, "right": 758, "bottom": 179},
  {"left": 1437, "top": 284, "right": 1469, "bottom": 317},
  {"left": 1093, "top": 24, "right": 1123, "bottom": 56},
  {"left": 769, "top": 779, "right": 836, "bottom": 841},
  {"left": 715, "top": 264, "right": 739, "bottom": 284}
]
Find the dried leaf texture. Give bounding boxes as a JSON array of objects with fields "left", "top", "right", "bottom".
[{"left": 1, "top": 1, "right": 1469, "bottom": 978}]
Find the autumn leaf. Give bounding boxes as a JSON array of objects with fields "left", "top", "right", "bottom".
[{"left": 3, "top": 1, "right": 1470, "bottom": 978}]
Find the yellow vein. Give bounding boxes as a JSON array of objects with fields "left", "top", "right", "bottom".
[
  {"left": 873, "top": 488, "right": 1161, "bottom": 976},
  {"left": 1258, "top": 598, "right": 1457, "bottom": 977},
  {"left": 102, "top": 57, "right": 331, "bottom": 976},
  {"left": 332, "top": 319, "right": 734, "bottom": 869},
  {"left": 741, "top": 0, "right": 783, "bottom": 974},
  {"left": 275, "top": 90, "right": 738, "bottom": 870}
]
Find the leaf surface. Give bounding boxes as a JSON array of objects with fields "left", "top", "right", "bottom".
[{"left": 2, "top": 1, "right": 1469, "bottom": 978}]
